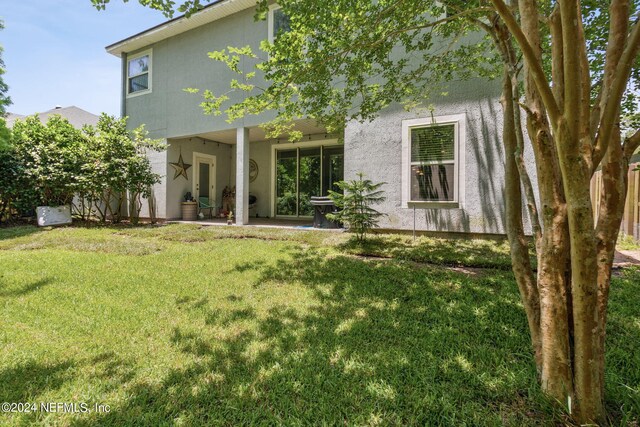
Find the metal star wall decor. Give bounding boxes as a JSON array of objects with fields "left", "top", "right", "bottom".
[{"left": 170, "top": 153, "right": 191, "bottom": 180}]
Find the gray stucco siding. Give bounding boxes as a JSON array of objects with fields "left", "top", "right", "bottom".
[
  {"left": 344, "top": 78, "right": 535, "bottom": 236},
  {"left": 162, "top": 139, "right": 286, "bottom": 220},
  {"left": 136, "top": 145, "right": 168, "bottom": 220},
  {"left": 120, "top": 8, "right": 540, "bottom": 234},
  {"left": 164, "top": 138, "right": 234, "bottom": 219},
  {"left": 124, "top": 7, "right": 273, "bottom": 139}
]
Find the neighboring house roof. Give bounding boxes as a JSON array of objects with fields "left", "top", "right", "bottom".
[
  {"left": 5, "top": 113, "right": 24, "bottom": 126},
  {"left": 6, "top": 106, "right": 100, "bottom": 129},
  {"left": 106, "top": 0, "right": 254, "bottom": 57}
]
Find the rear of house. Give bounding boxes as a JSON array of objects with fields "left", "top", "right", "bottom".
[{"left": 107, "top": 0, "right": 533, "bottom": 235}]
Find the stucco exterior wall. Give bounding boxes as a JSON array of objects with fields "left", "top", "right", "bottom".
[
  {"left": 160, "top": 139, "right": 285, "bottom": 220},
  {"left": 119, "top": 8, "right": 538, "bottom": 233},
  {"left": 344, "top": 78, "right": 536, "bottom": 236},
  {"left": 137, "top": 146, "right": 168, "bottom": 220},
  {"left": 247, "top": 140, "right": 273, "bottom": 218},
  {"left": 124, "top": 7, "right": 274, "bottom": 140},
  {"left": 164, "top": 138, "right": 234, "bottom": 219}
]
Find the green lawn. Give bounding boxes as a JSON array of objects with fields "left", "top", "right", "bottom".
[{"left": 0, "top": 224, "right": 638, "bottom": 426}]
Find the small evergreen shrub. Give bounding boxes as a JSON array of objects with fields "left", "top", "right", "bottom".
[{"left": 327, "top": 172, "right": 386, "bottom": 241}]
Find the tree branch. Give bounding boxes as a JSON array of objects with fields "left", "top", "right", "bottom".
[
  {"left": 550, "top": 5, "right": 564, "bottom": 112},
  {"left": 596, "top": 12, "right": 640, "bottom": 158},
  {"left": 592, "top": 0, "right": 631, "bottom": 166},
  {"left": 560, "top": 0, "right": 583, "bottom": 141},
  {"left": 623, "top": 128, "right": 640, "bottom": 157},
  {"left": 490, "top": 0, "right": 562, "bottom": 126}
]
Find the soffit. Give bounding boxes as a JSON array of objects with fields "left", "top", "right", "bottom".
[{"left": 106, "top": 0, "right": 256, "bottom": 57}]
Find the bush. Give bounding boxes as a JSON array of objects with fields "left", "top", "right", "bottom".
[
  {"left": 327, "top": 172, "right": 385, "bottom": 241},
  {"left": 11, "top": 115, "right": 85, "bottom": 208},
  {"left": 6, "top": 114, "right": 165, "bottom": 224},
  {"left": 0, "top": 148, "right": 24, "bottom": 223},
  {"left": 76, "top": 115, "right": 165, "bottom": 223},
  {"left": 0, "top": 117, "right": 11, "bottom": 152}
]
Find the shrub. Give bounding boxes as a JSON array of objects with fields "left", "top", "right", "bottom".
[
  {"left": 0, "top": 117, "right": 11, "bottom": 151},
  {"left": 11, "top": 115, "right": 85, "bottom": 208},
  {"left": 5, "top": 114, "right": 164, "bottom": 225},
  {"left": 77, "top": 115, "right": 165, "bottom": 223},
  {"left": 327, "top": 172, "right": 386, "bottom": 241},
  {"left": 0, "top": 148, "right": 24, "bottom": 223}
]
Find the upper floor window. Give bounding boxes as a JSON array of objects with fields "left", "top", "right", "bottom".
[
  {"left": 401, "top": 114, "right": 466, "bottom": 207},
  {"left": 268, "top": 5, "right": 291, "bottom": 43},
  {"left": 127, "top": 50, "right": 152, "bottom": 96}
]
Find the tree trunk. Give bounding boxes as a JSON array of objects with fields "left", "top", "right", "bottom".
[
  {"left": 500, "top": 69, "right": 542, "bottom": 370},
  {"left": 595, "top": 126, "right": 628, "bottom": 402},
  {"left": 555, "top": 119, "right": 604, "bottom": 422},
  {"left": 537, "top": 204, "right": 573, "bottom": 404}
]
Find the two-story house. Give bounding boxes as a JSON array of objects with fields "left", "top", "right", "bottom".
[{"left": 107, "top": 0, "right": 527, "bottom": 235}]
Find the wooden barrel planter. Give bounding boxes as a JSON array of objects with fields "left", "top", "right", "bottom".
[{"left": 181, "top": 201, "right": 197, "bottom": 221}]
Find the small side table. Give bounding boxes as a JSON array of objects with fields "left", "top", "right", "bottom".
[{"left": 181, "top": 201, "right": 197, "bottom": 221}]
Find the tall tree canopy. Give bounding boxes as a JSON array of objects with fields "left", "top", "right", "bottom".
[
  {"left": 95, "top": 0, "right": 640, "bottom": 423},
  {"left": 0, "top": 20, "right": 12, "bottom": 151},
  {"left": 0, "top": 21, "right": 10, "bottom": 117}
]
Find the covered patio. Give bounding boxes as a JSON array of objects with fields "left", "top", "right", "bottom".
[
  {"left": 165, "top": 119, "right": 344, "bottom": 226},
  {"left": 168, "top": 217, "right": 324, "bottom": 230}
]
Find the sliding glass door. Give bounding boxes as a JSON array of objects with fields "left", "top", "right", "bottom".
[
  {"left": 298, "top": 148, "right": 321, "bottom": 216},
  {"left": 275, "top": 145, "right": 344, "bottom": 217}
]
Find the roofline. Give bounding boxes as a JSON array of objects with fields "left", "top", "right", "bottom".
[{"left": 105, "top": 0, "right": 234, "bottom": 57}]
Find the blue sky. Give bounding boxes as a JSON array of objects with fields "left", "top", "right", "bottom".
[{"left": 1, "top": 0, "right": 169, "bottom": 116}]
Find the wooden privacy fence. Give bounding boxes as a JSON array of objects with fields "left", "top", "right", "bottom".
[{"left": 590, "top": 163, "right": 640, "bottom": 241}]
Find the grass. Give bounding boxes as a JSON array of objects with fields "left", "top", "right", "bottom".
[
  {"left": 0, "top": 223, "right": 638, "bottom": 426},
  {"left": 617, "top": 233, "right": 640, "bottom": 251}
]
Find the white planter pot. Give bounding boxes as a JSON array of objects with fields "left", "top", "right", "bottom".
[{"left": 37, "top": 205, "right": 72, "bottom": 227}]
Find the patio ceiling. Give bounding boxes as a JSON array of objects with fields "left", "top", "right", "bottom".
[{"left": 175, "top": 118, "right": 333, "bottom": 145}]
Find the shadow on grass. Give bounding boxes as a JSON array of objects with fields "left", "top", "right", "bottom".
[
  {"left": 0, "top": 225, "right": 42, "bottom": 241},
  {"left": 603, "top": 267, "right": 640, "bottom": 423},
  {"left": 0, "top": 278, "right": 52, "bottom": 297},
  {"left": 337, "top": 235, "right": 532, "bottom": 270},
  {"left": 78, "top": 246, "right": 567, "bottom": 426},
  {"left": 0, "top": 360, "right": 75, "bottom": 403},
  {"left": 0, "top": 352, "right": 138, "bottom": 426}
]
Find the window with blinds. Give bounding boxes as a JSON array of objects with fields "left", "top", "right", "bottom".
[
  {"left": 410, "top": 124, "right": 456, "bottom": 202},
  {"left": 127, "top": 50, "right": 151, "bottom": 96}
]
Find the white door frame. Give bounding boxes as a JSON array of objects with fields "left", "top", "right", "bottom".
[{"left": 192, "top": 152, "right": 217, "bottom": 205}]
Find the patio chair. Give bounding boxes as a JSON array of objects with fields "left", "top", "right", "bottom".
[{"left": 198, "top": 197, "right": 214, "bottom": 219}]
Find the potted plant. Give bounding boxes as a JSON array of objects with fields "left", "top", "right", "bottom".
[{"left": 227, "top": 210, "right": 234, "bottom": 225}]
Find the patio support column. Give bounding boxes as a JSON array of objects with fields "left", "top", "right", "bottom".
[{"left": 235, "top": 127, "right": 250, "bottom": 225}]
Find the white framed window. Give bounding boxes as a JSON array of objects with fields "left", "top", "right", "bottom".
[
  {"left": 401, "top": 114, "right": 466, "bottom": 208},
  {"left": 268, "top": 4, "right": 291, "bottom": 43},
  {"left": 127, "top": 49, "right": 152, "bottom": 97}
]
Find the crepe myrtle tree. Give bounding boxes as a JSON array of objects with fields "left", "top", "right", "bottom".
[
  {"left": 94, "top": 0, "right": 640, "bottom": 423},
  {"left": 79, "top": 114, "right": 165, "bottom": 223}
]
